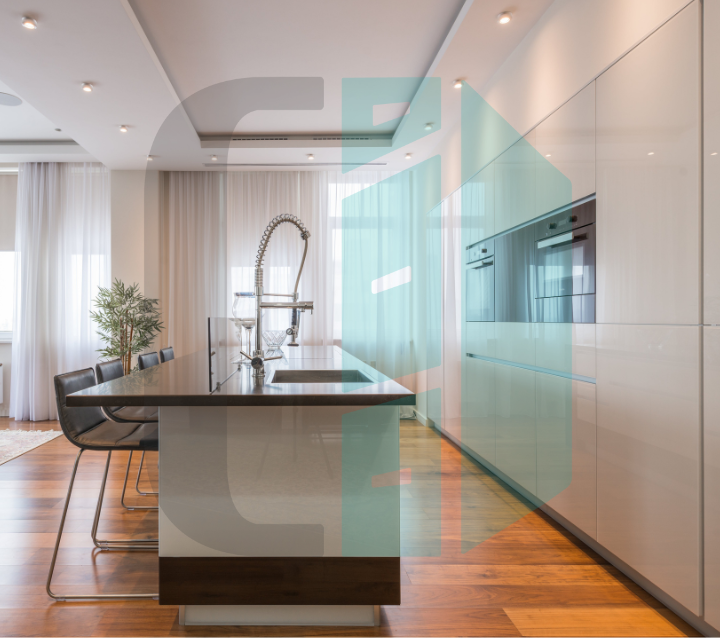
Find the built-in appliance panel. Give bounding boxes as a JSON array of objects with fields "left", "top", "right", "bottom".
[
  {"left": 535, "top": 198, "right": 596, "bottom": 241},
  {"left": 597, "top": 323, "right": 700, "bottom": 614},
  {"left": 535, "top": 81, "right": 596, "bottom": 211},
  {"left": 596, "top": 1, "right": 700, "bottom": 326},
  {"left": 466, "top": 238, "right": 494, "bottom": 264},
  {"left": 545, "top": 380, "right": 597, "bottom": 539},
  {"left": 704, "top": 326, "right": 720, "bottom": 628}
]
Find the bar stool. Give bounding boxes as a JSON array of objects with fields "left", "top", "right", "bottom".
[
  {"left": 96, "top": 359, "right": 158, "bottom": 509},
  {"left": 159, "top": 346, "right": 174, "bottom": 363},
  {"left": 138, "top": 352, "right": 159, "bottom": 370},
  {"left": 48, "top": 368, "right": 158, "bottom": 600}
]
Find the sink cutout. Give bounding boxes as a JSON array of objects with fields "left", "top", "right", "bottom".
[{"left": 271, "top": 369, "right": 372, "bottom": 384}]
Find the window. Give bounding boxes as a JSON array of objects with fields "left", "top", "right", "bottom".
[{"left": 0, "top": 251, "right": 14, "bottom": 341}]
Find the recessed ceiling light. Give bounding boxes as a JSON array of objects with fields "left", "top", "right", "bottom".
[
  {"left": 0, "top": 92, "right": 22, "bottom": 107},
  {"left": 55, "top": 128, "right": 61, "bottom": 132},
  {"left": 545, "top": 154, "right": 551, "bottom": 157},
  {"left": 405, "top": 153, "right": 412, "bottom": 160},
  {"left": 424, "top": 123, "right": 433, "bottom": 131},
  {"left": 81, "top": 83, "right": 93, "bottom": 92},
  {"left": 453, "top": 80, "right": 463, "bottom": 89},
  {"left": 307, "top": 154, "right": 314, "bottom": 161},
  {"left": 119, "top": 125, "right": 128, "bottom": 133},
  {"left": 211, "top": 155, "right": 217, "bottom": 161},
  {"left": 21, "top": 16, "right": 37, "bottom": 29},
  {"left": 712, "top": 152, "right": 718, "bottom": 156},
  {"left": 647, "top": 151, "right": 654, "bottom": 156},
  {"left": 497, "top": 12, "right": 512, "bottom": 24},
  {"left": 147, "top": 155, "right": 153, "bottom": 161}
]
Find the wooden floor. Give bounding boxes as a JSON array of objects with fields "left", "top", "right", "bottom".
[{"left": 0, "top": 417, "right": 701, "bottom": 637}]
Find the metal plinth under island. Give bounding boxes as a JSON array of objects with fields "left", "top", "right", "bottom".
[{"left": 67, "top": 345, "right": 414, "bottom": 627}]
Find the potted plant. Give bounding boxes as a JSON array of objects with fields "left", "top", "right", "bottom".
[{"left": 91, "top": 279, "right": 164, "bottom": 374}]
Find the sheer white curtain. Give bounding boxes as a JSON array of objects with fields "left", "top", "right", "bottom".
[
  {"left": 165, "top": 171, "right": 227, "bottom": 356},
  {"left": 10, "top": 162, "right": 110, "bottom": 421}
]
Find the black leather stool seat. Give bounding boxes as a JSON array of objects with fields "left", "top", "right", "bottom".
[
  {"left": 74, "top": 422, "right": 158, "bottom": 450},
  {"left": 114, "top": 405, "right": 159, "bottom": 421}
]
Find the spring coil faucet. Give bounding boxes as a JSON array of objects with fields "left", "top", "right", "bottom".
[{"left": 250, "top": 214, "right": 314, "bottom": 378}]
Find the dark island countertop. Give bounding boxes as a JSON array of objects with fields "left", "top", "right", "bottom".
[{"left": 66, "top": 345, "right": 414, "bottom": 407}]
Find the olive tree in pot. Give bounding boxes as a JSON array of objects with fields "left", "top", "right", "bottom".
[{"left": 91, "top": 279, "right": 164, "bottom": 374}]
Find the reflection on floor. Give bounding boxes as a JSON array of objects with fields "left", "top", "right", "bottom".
[{"left": 0, "top": 417, "right": 700, "bottom": 637}]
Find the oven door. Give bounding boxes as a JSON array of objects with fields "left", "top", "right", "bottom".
[
  {"left": 466, "top": 258, "right": 494, "bottom": 322},
  {"left": 535, "top": 223, "right": 595, "bottom": 322}
]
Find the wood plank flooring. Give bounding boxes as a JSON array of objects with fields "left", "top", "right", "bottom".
[{"left": 0, "top": 417, "right": 701, "bottom": 637}]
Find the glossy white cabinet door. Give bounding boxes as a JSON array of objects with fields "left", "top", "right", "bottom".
[
  {"left": 705, "top": 0, "right": 720, "bottom": 324},
  {"left": 535, "top": 82, "right": 596, "bottom": 214},
  {"left": 494, "top": 131, "right": 536, "bottom": 234},
  {"left": 596, "top": 2, "right": 700, "bottom": 325},
  {"left": 704, "top": 327, "right": 720, "bottom": 628},
  {"left": 597, "top": 324, "right": 700, "bottom": 614},
  {"left": 495, "top": 363, "right": 536, "bottom": 495},
  {"left": 462, "top": 356, "right": 496, "bottom": 465},
  {"left": 546, "top": 380, "right": 597, "bottom": 539},
  {"left": 462, "top": 163, "right": 495, "bottom": 247}
]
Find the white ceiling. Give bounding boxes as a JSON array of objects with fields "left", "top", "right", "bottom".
[{"left": 0, "top": 0, "right": 554, "bottom": 170}]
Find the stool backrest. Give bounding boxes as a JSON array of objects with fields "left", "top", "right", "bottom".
[
  {"left": 138, "top": 352, "right": 159, "bottom": 370},
  {"left": 159, "top": 347, "right": 174, "bottom": 363},
  {"left": 54, "top": 369, "right": 105, "bottom": 444},
  {"left": 96, "top": 359, "right": 124, "bottom": 384}
]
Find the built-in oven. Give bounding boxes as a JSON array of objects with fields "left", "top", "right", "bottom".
[
  {"left": 465, "top": 197, "right": 596, "bottom": 325},
  {"left": 534, "top": 199, "right": 595, "bottom": 323},
  {"left": 466, "top": 239, "right": 494, "bottom": 322}
]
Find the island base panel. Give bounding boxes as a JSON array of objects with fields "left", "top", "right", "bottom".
[
  {"left": 159, "top": 557, "right": 400, "bottom": 606},
  {"left": 179, "top": 604, "right": 380, "bottom": 626}
]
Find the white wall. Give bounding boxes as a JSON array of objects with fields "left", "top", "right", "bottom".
[
  {"left": 110, "top": 169, "right": 160, "bottom": 294},
  {"left": 109, "top": 169, "right": 162, "bottom": 359},
  {"left": 433, "top": 0, "right": 692, "bottom": 198}
]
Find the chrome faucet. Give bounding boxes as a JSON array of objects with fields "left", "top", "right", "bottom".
[{"left": 249, "top": 214, "right": 314, "bottom": 378}]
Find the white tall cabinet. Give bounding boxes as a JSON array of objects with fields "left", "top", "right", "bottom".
[
  {"left": 595, "top": 1, "right": 701, "bottom": 615},
  {"left": 704, "top": 0, "right": 720, "bottom": 628}
]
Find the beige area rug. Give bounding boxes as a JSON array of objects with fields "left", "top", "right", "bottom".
[{"left": 0, "top": 429, "right": 63, "bottom": 466}]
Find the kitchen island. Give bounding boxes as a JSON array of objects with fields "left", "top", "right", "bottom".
[{"left": 67, "top": 345, "right": 414, "bottom": 627}]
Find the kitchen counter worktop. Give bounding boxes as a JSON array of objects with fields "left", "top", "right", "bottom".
[{"left": 66, "top": 345, "right": 414, "bottom": 407}]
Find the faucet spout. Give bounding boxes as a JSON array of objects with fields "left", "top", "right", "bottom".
[{"left": 252, "top": 215, "right": 313, "bottom": 376}]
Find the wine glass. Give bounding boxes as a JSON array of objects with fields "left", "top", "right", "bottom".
[{"left": 232, "top": 293, "right": 256, "bottom": 366}]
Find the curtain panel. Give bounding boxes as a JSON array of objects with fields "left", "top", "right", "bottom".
[{"left": 10, "top": 162, "right": 110, "bottom": 421}]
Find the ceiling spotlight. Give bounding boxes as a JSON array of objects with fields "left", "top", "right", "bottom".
[
  {"left": 424, "top": 123, "right": 433, "bottom": 131},
  {"left": 55, "top": 128, "right": 61, "bottom": 132},
  {"left": 453, "top": 79, "right": 463, "bottom": 89},
  {"left": 307, "top": 154, "right": 314, "bottom": 161},
  {"left": 545, "top": 154, "right": 551, "bottom": 157},
  {"left": 82, "top": 83, "right": 93, "bottom": 93},
  {"left": 647, "top": 151, "right": 654, "bottom": 156},
  {"left": 497, "top": 12, "right": 512, "bottom": 24},
  {"left": 405, "top": 153, "right": 412, "bottom": 160},
  {"left": 211, "top": 155, "right": 218, "bottom": 161},
  {"left": 712, "top": 152, "right": 718, "bottom": 156},
  {"left": 21, "top": 16, "right": 37, "bottom": 29},
  {"left": 119, "top": 125, "right": 128, "bottom": 133},
  {"left": 146, "top": 155, "right": 153, "bottom": 161}
]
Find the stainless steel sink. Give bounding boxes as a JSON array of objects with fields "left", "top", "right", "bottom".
[{"left": 271, "top": 369, "right": 372, "bottom": 384}]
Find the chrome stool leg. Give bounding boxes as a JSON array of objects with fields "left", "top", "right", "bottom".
[
  {"left": 135, "top": 451, "right": 159, "bottom": 496},
  {"left": 93, "top": 451, "right": 158, "bottom": 549},
  {"left": 121, "top": 451, "right": 158, "bottom": 511},
  {"left": 47, "top": 449, "right": 158, "bottom": 600}
]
